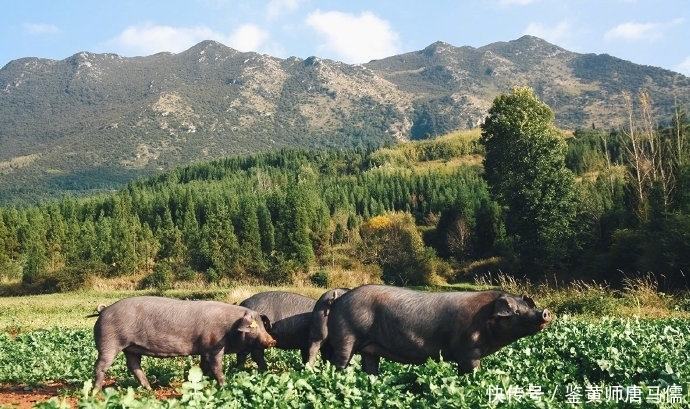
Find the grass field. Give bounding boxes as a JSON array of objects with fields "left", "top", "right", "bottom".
[{"left": 0, "top": 285, "right": 334, "bottom": 334}]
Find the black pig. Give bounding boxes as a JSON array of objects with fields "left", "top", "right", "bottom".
[
  {"left": 306, "top": 288, "right": 349, "bottom": 366},
  {"left": 92, "top": 296, "right": 275, "bottom": 390},
  {"left": 238, "top": 291, "right": 317, "bottom": 370},
  {"left": 327, "top": 285, "right": 552, "bottom": 375}
]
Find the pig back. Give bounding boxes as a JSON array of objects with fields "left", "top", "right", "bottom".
[
  {"left": 327, "top": 285, "right": 499, "bottom": 362},
  {"left": 94, "top": 296, "right": 262, "bottom": 354},
  {"left": 97, "top": 296, "right": 246, "bottom": 328},
  {"left": 329, "top": 285, "right": 487, "bottom": 331},
  {"left": 240, "top": 291, "right": 316, "bottom": 322}
]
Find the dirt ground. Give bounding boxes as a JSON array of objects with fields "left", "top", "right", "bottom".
[{"left": 0, "top": 381, "right": 180, "bottom": 408}]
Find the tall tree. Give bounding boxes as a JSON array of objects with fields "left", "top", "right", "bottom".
[
  {"left": 272, "top": 182, "right": 316, "bottom": 269},
  {"left": 197, "top": 200, "right": 239, "bottom": 278},
  {"left": 109, "top": 204, "right": 140, "bottom": 276},
  {"left": 670, "top": 100, "right": 689, "bottom": 213},
  {"left": 480, "top": 86, "right": 577, "bottom": 272},
  {"left": 235, "top": 195, "right": 264, "bottom": 275},
  {"left": 256, "top": 200, "right": 275, "bottom": 256},
  {"left": 156, "top": 208, "right": 187, "bottom": 267},
  {"left": 20, "top": 209, "right": 49, "bottom": 284}
]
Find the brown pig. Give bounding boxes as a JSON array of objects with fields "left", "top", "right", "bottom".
[
  {"left": 326, "top": 285, "right": 552, "bottom": 375},
  {"left": 92, "top": 296, "right": 276, "bottom": 390}
]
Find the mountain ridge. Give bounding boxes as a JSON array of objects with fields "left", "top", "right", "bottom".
[{"left": 1, "top": 35, "right": 688, "bottom": 205}]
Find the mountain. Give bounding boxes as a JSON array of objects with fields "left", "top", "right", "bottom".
[{"left": 1, "top": 35, "right": 688, "bottom": 205}]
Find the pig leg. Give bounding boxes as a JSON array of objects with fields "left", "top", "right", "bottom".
[
  {"left": 93, "top": 350, "right": 118, "bottom": 390},
  {"left": 204, "top": 351, "right": 226, "bottom": 386},
  {"left": 250, "top": 349, "right": 268, "bottom": 371},
  {"left": 306, "top": 340, "right": 322, "bottom": 367},
  {"left": 319, "top": 342, "right": 333, "bottom": 361},
  {"left": 235, "top": 351, "right": 248, "bottom": 368},
  {"left": 330, "top": 335, "right": 356, "bottom": 370},
  {"left": 200, "top": 355, "right": 212, "bottom": 377},
  {"left": 456, "top": 348, "right": 482, "bottom": 375},
  {"left": 124, "top": 352, "right": 151, "bottom": 390},
  {"left": 361, "top": 353, "right": 380, "bottom": 375},
  {"left": 300, "top": 347, "right": 310, "bottom": 365}
]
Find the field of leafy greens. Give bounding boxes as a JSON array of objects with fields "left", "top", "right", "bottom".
[{"left": 0, "top": 316, "right": 688, "bottom": 408}]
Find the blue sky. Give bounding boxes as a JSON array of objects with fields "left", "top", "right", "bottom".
[{"left": 2, "top": 0, "right": 689, "bottom": 76}]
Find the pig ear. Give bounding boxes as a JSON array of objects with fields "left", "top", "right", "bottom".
[
  {"left": 522, "top": 295, "right": 536, "bottom": 308},
  {"left": 238, "top": 314, "right": 261, "bottom": 333},
  {"left": 260, "top": 314, "right": 271, "bottom": 331},
  {"left": 327, "top": 291, "right": 339, "bottom": 306},
  {"left": 493, "top": 296, "right": 517, "bottom": 317}
]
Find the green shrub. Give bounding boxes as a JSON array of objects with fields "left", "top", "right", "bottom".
[
  {"left": 263, "top": 257, "right": 297, "bottom": 285},
  {"left": 205, "top": 267, "right": 220, "bottom": 283},
  {"left": 0, "top": 259, "right": 22, "bottom": 281},
  {"left": 177, "top": 266, "right": 196, "bottom": 281},
  {"left": 360, "top": 212, "right": 439, "bottom": 286},
  {"left": 16, "top": 266, "right": 94, "bottom": 295},
  {"left": 674, "top": 297, "right": 690, "bottom": 312},
  {"left": 140, "top": 263, "right": 172, "bottom": 291},
  {"left": 310, "top": 270, "right": 330, "bottom": 287},
  {"left": 551, "top": 290, "right": 621, "bottom": 317}
]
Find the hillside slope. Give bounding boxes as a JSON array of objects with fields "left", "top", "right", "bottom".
[{"left": 1, "top": 35, "right": 688, "bottom": 205}]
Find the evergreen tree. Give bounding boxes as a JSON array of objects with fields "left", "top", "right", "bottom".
[
  {"left": 20, "top": 209, "right": 48, "bottom": 284},
  {"left": 257, "top": 200, "right": 275, "bottom": 256},
  {"left": 45, "top": 205, "right": 67, "bottom": 272},
  {"left": 273, "top": 183, "right": 315, "bottom": 269},
  {"left": 332, "top": 222, "right": 346, "bottom": 245},
  {"left": 197, "top": 200, "right": 239, "bottom": 278},
  {"left": 108, "top": 197, "right": 140, "bottom": 276},
  {"left": 139, "top": 223, "right": 159, "bottom": 272},
  {"left": 156, "top": 209, "right": 187, "bottom": 267},
  {"left": 235, "top": 195, "right": 264, "bottom": 275},
  {"left": 74, "top": 219, "right": 100, "bottom": 265}
]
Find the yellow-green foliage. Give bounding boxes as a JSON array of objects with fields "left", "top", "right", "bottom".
[
  {"left": 368, "top": 129, "right": 482, "bottom": 169},
  {"left": 358, "top": 212, "right": 441, "bottom": 286}
]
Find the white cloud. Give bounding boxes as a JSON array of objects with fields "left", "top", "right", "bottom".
[
  {"left": 305, "top": 10, "right": 399, "bottom": 64},
  {"left": 523, "top": 20, "right": 572, "bottom": 45},
  {"left": 103, "top": 22, "right": 269, "bottom": 56},
  {"left": 604, "top": 22, "right": 661, "bottom": 41},
  {"left": 23, "top": 23, "right": 60, "bottom": 35},
  {"left": 676, "top": 56, "right": 690, "bottom": 76},
  {"left": 266, "top": 0, "right": 300, "bottom": 21},
  {"left": 604, "top": 19, "right": 684, "bottom": 42},
  {"left": 228, "top": 24, "right": 270, "bottom": 52},
  {"left": 104, "top": 23, "right": 221, "bottom": 56}
]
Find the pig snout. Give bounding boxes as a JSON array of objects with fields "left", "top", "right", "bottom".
[
  {"left": 540, "top": 309, "right": 553, "bottom": 328},
  {"left": 262, "top": 333, "right": 277, "bottom": 348}
]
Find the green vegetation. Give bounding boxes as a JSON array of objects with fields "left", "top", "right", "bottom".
[
  {"left": 1, "top": 260, "right": 688, "bottom": 407},
  {"left": 1, "top": 310, "right": 688, "bottom": 408},
  {"left": 0, "top": 278, "right": 689, "bottom": 407},
  {"left": 0, "top": 139, "right": 493, "bottom": 294}
]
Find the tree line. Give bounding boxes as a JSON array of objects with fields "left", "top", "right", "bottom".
[{"left": 0, "top": 88, "right": 688, "bottom": 293}]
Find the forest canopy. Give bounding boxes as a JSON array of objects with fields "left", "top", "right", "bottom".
[{"left": 1, "top": 90, "right": 689, "bottom": 294}]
